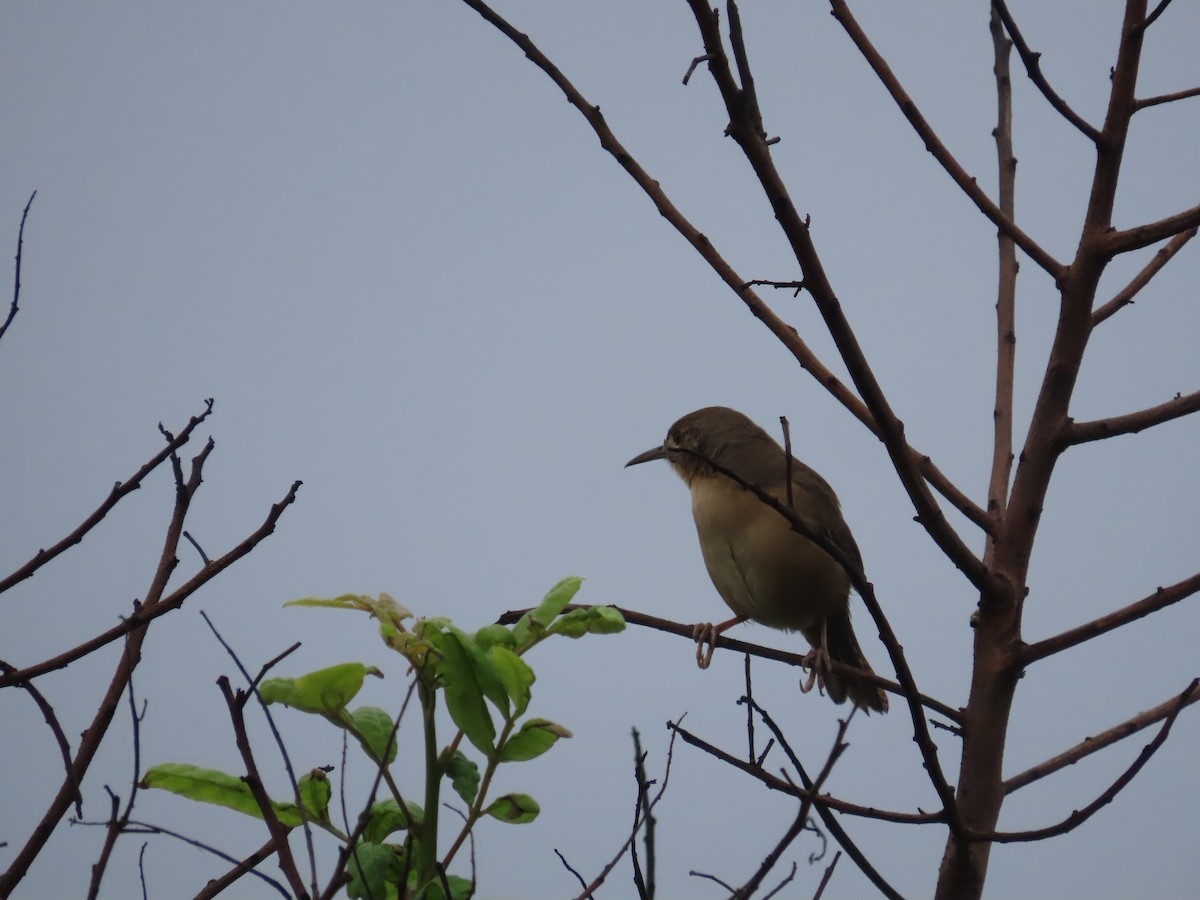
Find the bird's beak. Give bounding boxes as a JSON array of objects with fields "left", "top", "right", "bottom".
[{"left": 625, "top": 446, "right": 667, "bottom": 468}]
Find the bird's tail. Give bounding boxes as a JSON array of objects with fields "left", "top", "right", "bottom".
[{"left": 822, "top": 614, "right": 889, "bottom": 714}]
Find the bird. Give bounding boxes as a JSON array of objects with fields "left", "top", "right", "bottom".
[{"left": 626, "top": 406, "right": 888, "bottom": 713}]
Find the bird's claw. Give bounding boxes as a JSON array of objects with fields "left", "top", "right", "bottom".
[
  {"left": 799, "top": 647, "right": 831, "bottom": 697},
  {"left": 692, "top": 622, "right": 719, "bottom": 670}
]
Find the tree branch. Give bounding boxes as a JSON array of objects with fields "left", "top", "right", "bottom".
[
  {"left": 497, "top": 603, "right": 962, "bottom": 723},
  {"left": 1, "top": 191, "right": 36, "bottom": 345},
  {"left": 1102, "top": 202, "right": 1200, "bottom": 255},
  {"left": 1091, "top": 227, "right": 1196, "bottom": 325},
  {"left": 0, "top": 400, "right": 216, "bottom": 597},
  {"left": 669, "top": 720, "right": 939, "bottom": 828},
  {"left": 986, "top": 5, "right": 1018, "bottom": 526},
  {"left": 217, "top": 677, "right": 309, "bottom": 900},
  {"left": 978, "top": 679, "right": 1197, "bottom": 842},
  {"left": 829, "top": 0, "right": 1064, "bottom": 279},
  {"left": 1019, "top": 569, "right": 1200, "bottom": 665},
  {"left": 1005, "top": 680, "right": 1200, "bottom": 794},
  {"left": 0, "top": 479, "right": 302, "bottom": 690},
  {"left": 731, "top": 711, "right": 852, "bottom": 899},
  {"left": 1135, "top": 84, "right": 1200, "bottom": 111},
  {"left": 990, "top": 0, "right": 1101, "bottom": 141},
  {"left": 454, "top": 0, "right": 991, "bottom": 536},
  {"left": 1064, "top": 389, "right": 1200, "bottom": 445},
  {"left": 745, "top": 699, "right": 905, "bottom": 900},
  {"left": 1, "top": 442, "right": 216, "bottom": 895}
]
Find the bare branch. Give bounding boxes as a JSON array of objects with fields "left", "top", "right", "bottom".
[
  {"left": 1102, "top": 202, "right": 1200, "bottom": 256},
  {"left": 986, "top": 5, "right": 1019, "bottom": 525},
  {"left": 1005, "top": 681, "right": 1200, "bottom": 794},
  {"left": 668, "top": 721, "right": 939, "bottom": 826},
  {"left": 455, "top": 0, "right": 990, "bottom": 536},
  {"left": 217, "top": 677, "right": 308, "bottom": 899},
  {"left": 0, "top": 400, "right": 215, "bottom": 597},
  {"left": 0, "top": 659, "right": 81, "bottom": 815},
  {"left": 979, "top": 679, "right": 1197, "bottom": 843},
  {"left": 1092, "top": 227, "right": 1196, "bottom": 325},
  {"left": 828, "top": 0, "right": 1064, "bottom": 279},
  {"left": 497, "top": 603, "right": 962, "bottom": 724},
  {"left": 990, "top": 0, "right": 1102, "bottom": 141},
  {"left": 1, "top": 191, "right": 36, "bottom": 344},
  {"left": 1020, "top": 569, "right": 1200, "bottom": 665},
  {"left": 1064, "top": 389, "right": 1200, "bottom": 445},
  {"left": 746, "top": 699, "right": 905, "bottom": 900},
  {"left": 1135, "top": 84, "right": 1200, "bottom": 111},
  {"left": 574, "top": 720, "right": 679, "bottom": 899},
  {"left": 732, "top": 712, "right": 853, "bottom": 899},
  {"left": 1, "top": 444, "right": 219, "bottom": 895},
  {"left": 0, "top": 479, "right": 302, "bottom": 690},
  {"left": 1141, "top": 0, "right": 1177, "bottom": 30}
]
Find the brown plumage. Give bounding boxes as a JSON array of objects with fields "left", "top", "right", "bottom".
[{"left": 627, "top": 406, "right": 888, "bottom": 713}]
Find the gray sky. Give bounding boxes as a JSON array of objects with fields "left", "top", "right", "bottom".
[{"left": 3, "top": 2, "right": 1198, "bottom": 898}]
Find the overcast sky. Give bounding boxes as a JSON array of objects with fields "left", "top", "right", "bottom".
[{"left": 3, "top": 2, "right": 1198, "bottom": 898}]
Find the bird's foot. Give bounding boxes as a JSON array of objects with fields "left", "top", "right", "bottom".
[
  {"left": 692, "top": 622, "right": 719, "bottom": 669},
  {"left": 690, "top": 615, "right": 748, "bottom": 670},
  {"left": 799, "top": 646, "right": 832, "bottom": 697}
]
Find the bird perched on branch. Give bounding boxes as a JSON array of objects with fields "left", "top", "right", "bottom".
[{"left": 626, "top": 406, "right": 888, "bottom": 713}]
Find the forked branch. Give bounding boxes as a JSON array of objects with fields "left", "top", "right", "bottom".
[
  {"left": 1092, "top": 227, "right": 1196, "bottom": 325},
  {"left": 829, "top": 0, "right": 1064, "bottom": 279},
  {"left": 990, "top": 0, "right": 1101, "bottom": 141},
  {"left": 1005, "top": 680, "right": 1200, "bottom": 794}
]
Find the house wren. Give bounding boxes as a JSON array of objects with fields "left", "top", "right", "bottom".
[{"left": 627, "top": 406, "right": 888, "bottom": 713}]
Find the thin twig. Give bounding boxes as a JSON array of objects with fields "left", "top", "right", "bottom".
[
  {"left": 0, "top": 400, "right": 215, "bottom": 597},
  {"left": 731, "top": 712, "right": 854, "bottom": 898},
  {"left": 1005, "top": 680, "right": 1200, "bottom": 794},
  {"left": 497, "top": 604, "right": 961, "bottom": 723},
  {"left": 1019, "top": 569, "right": 1200, "bottom": 665},
  {"left": 1, "top": 190, "right": 36, "bottom": 344},
  {"left": 202, "top": 614, "right": 318, "bottom": 895},
  {"left": 980, "top": 679, "right": 1198, "bottom": 842},
  {"left": 991, "top": 0, "right": 1101, "bottom": 140},
  {"left": 217, "top": 676, "right": 309, "bottom": 899},
  {"left": 1135, "top": 84, "right": 1200, "bottom": 110},
  {"left": 0, "top": 478, "right": 302, "bottom": 689},
  {"left": 455, "top": 0, "right": 991, "bottom": 536},
  {"left": 0, "top": 659, "right": 81, "bottom": 814},
  {"left": 0, "top": 441, "right": 231, "bottom": 896},
  {"left": 1092, "top": 227, "right": 1196, "bottom": 325},
  {"left": 1063, "top": 389, "right": 1200, "bottom": 445},
  {"left": 575, "top": 719, "right": 680, "bottom": 899},
  {"left": 829, "top": 0, "right": 1064, "bottom": 279}
]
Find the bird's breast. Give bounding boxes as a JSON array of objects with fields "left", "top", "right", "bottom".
[{"left": 688, "top": 476, "right": 849, "bottom": 632}]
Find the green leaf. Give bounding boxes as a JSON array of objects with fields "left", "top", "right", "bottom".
[
  {"left": 363, "top": 799, "right": 424, "bottom": 843},
  {"left": 259, "top": 662, "right": 382, "bottom": 715},
  {"left": 427, "top": 629, "right": 496, "bottom": 755},
  {"left": 442, "top": 750, "right": 480, "bottom": 806},
  {"left": 345, "top": 841, "right": 404, "bottom": 900},
  {"left": 551, "top": 605, "right": 626, "bottom": 639},
  {"left": 531, "top": 576, "right": 583, "bottom": 626},
  {"left": 140, "top": 763, "right": 302, "bottom": 827},
  {"left": 286, "top": 593, "right": 413, "bottom": 631},
  {"left": 414, "top": 875, "right": 474, "bottom": 900},
  {"left": 349, "top": 706, "right": 399, "bottom": 764},
  {"left": 473, "top": 623, "right": 516, "bottom": 651},
  {"left": 498, "top": 718, "right": 572, "bottom": 763},
  {"left": 489, "top": 646, "right": 534, "bottom": 718},
  {"left": 484, "top": 792, "right": 540, "bottom": 824},
  {"left": 298, "top": 769, "right": 331, "bottom": 824}
]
